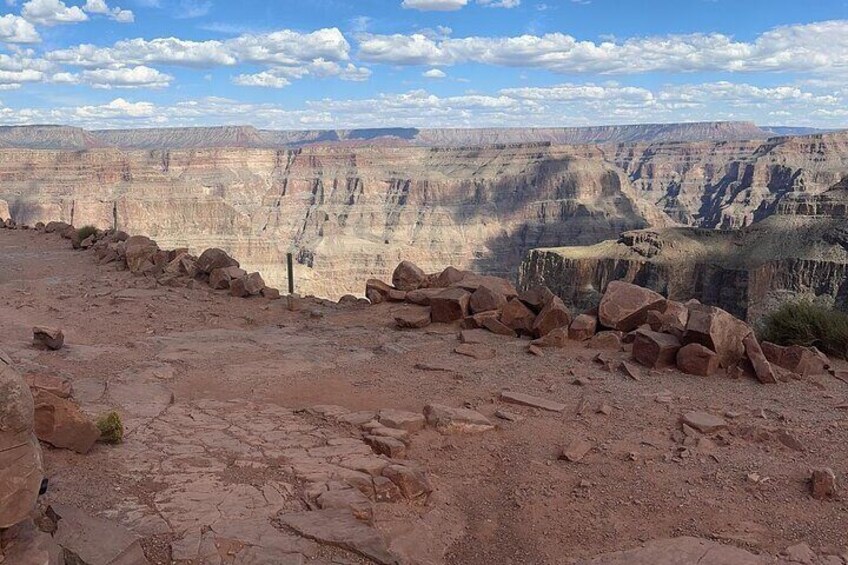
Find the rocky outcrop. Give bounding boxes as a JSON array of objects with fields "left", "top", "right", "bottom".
[{"left": 519, "top": 196, "right": 848, "bottom": 321}]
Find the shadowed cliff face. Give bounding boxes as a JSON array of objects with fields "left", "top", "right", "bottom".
[{"left": 0, "top": 144, "right": 665, "bottom": 297}]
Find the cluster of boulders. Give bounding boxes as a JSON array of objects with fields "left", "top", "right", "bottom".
[
  {"left": 370, "top": 262, "right": 834, "bottom": 384},
  {"left": 0, "top": 219, "right": 283, "bottom": 299}
]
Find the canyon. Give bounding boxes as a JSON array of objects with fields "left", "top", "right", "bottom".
[{"left": 0, "top": 123, "right": 847, "bottom": 313}]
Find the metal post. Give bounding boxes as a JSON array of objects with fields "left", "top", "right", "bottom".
[{"left": 287, "top": 252, "right": 294, "bottom": 295}]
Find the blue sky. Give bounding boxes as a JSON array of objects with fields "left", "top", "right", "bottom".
[{"left": 0, "top": 0, "right": 847, "bottom": 129}]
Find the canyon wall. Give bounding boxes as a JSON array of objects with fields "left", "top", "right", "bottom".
[
  {"left": 0, "top": 144, "right": 666, "bottom": 297},
  {"left": 2, "top": 127, "right": 848, "bottom": 304}
]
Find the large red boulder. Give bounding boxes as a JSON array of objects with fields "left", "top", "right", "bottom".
[
  {"left": 196, "top": 248, "right": 239, "bottom": 274},
  {"left": 676, "top": 343, "right": 720, "bottom": 376},
  {"left": 392, "top": 261, "right": 427, "bottom": 291},
  {"left": 32, "top": 391, "right": 100, "bottom": 455},
  {"left": 532, "top": 296, "right": 571, "bottom": 337},
  {"left": 568, "top": 314, "right": 597, "bottom": 341},
  {"left": 598, "top": 281, "right": 665, "bottom": 332},
  {"left": 470, "top": 285, "right": 507, "bottom": 314},
  {"left": 500, "top": 298, "right": 536, "bottom": 336},
  {"left": 684, "top": 304, "right": 752, "bottom": 368},
  {"left": 632, "top": 329, "right": 681, "bottom": 369},
  {"left": 430, "top": 288, "right": 471, "bottom": 323}
]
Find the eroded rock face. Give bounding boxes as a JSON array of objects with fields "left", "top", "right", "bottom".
[{"left": 0, "top": 363, "right": 44, "bottom": 529}]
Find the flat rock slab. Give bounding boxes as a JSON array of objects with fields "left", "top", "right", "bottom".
[
  {"left": 423, "top": 404, "right": 495, "bottom": 434},
  {"left": 580, "top": 536, "right": 766, "bottom": 564},
  {"left": 500, "top": 391, "right": 566, "bottom": 413},
  {"left": 454, "top": 343, "right": 496, "bottom": 360},
  {"left": 277, "top": 509, "right": 398, "bottom": 565},
  {"left": 50, "top": 502, "right": 149, "bottom": 565},
  {"left": 681, "top": 411, "right": 728, "bottom": 434}
]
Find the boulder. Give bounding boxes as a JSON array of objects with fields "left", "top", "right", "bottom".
[
  {"left": 382, "top": 464, "right": 432, "bottom": 501},
  {"left": 684, "top": 304, "right": 752, "bottom": 368},
  {"left": 208, "top": 266, "right": 246, "bottom": 290},
  {"left": 469, "top": 285, "right": 507, "bottom": 314},
  {"left": 518, "top": 286, "right": 555, "bottom": 313},
  {"left": 432, "top": 266, "right": 466, "bottom": 288},
  {"left": 569, "top": 314, "right": 597, "bottom": 341},
  {"left": 460, "top": 311, "right": 499, "bottom": 330},
  {"left": 763, "top": 343, "right": 829, "bottom": 377},
  {"left": 481, "top": 315, "right": 517, "bottom": 337},
  {"left": 365, "top": 279, "right": 394, "bottom": 305},
  {"left": 229, "top": 272, "right": 265, "bottom": 297},
  {"left": 452, "top": 273, "right": 518, "bottom": 298},
  {"left": 430, "top": 287, "right": 471, "bottom": 323},
  {"left": 392, "top": 261, "right": 426, "bottom": 291},
  {"left": 49, "top": 503, "right": 149, "bottom": 565},
  {"left": 32, "top": 326, "right": 64, "bottom": 350},
  {"left": 632, "top": 329, "right": 681, "bottom": 369},
  {"left": 588, "top": 331, "right": 622, "bottom": 350},
  {"left": 423, "top": 404, "right": 494, "bottom": 434},
  {"left": 165, "top": 253, "right": 199, "bottom": 278},
  {"left": 676, "top": 343, "right": 720, "bottom": 376},
  {"left": 124, "top": 235, "right": 159, "bottom": 274},
  {"left": 196, "top": 247, "right": 239, "bottom": 274},
  {"left": 32, "top": 390, "right": 100, "bottom": 454},
  {"left": 532, "top": 295, "right": 571, "bottom": 337},
  {"left": 0, "top": 364, "right": 43, "bottom": 529},
  {"left": 261, "top": 287, "right": 281, "bottom": 300},
  {"left": 531, "top": 328, "right": 568, "bottom": 348},
  {"left": 597, "top": 281, "right": 665, "bottom": 332},
  {"left": 405, "top": 288, "right": 443, "bottom": 306},
  {"left": 394, "top": 307, "right": 431, "bottom": 329},
  {"left": 500, "top": 298, "right": 536, "bottom": 336},
  {"left": 742, "top": 334, "right": 777, "bottom": 384}
]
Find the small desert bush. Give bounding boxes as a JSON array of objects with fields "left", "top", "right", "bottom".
[
  {"left": 77, "top": 224, "right": 98, "bottom": 241},
  {"left": 96, "top": 411, "right": 124, "bottom": 444},
  {"left": 758, "top": 300, "right": 848, "bottom": 359}
]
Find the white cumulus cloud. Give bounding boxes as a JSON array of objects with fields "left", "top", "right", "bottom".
[
  {"left": 0, "top": 14, "right": 40, "bottom": 42},
  {"left": 21, "top": 0, "right": 88, "bottom": 25}
]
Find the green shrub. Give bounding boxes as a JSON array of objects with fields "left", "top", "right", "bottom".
[
  {"left": 77, "top": 225, "right": 98, "bottom": 241},
  {"left": 757, "top": 300, "right": 848, "bottom": 359},
  {"left": 96, "top": 411, "right": 124, "bottom": 444}
]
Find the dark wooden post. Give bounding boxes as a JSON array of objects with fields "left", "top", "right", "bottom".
[{"left": 287, "top": 252, "right": 294, "bottom": 295}]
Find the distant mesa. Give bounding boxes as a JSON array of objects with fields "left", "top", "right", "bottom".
[{"left": 0, "top": 121, "right": 830, "bottom": 150}]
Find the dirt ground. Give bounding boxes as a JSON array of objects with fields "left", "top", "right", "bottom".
[{"left": 1, "top": 227, "right": 847, "bottom": 564}]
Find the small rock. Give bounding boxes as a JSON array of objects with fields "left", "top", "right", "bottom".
[
  {"left": 531, "top": 327, "right": 568, "bottom": 348},
  {"left": 382, "top": 464, "right": 432, "bottom": 501},
  {"left": 454, "top": 343, "right": 496, "bottom": 360},
  {"left": 676, "top": 343, "right": 720, "bottom": 376},
  {"left": 423, "top": 404, "right": 494, "bottom": 434},
  {"left": 619, "top": 361, "right": 642, "bottom": 380},
  {"left": 680, "top": 411, "right": 727, "bottom": 434},
  {"left": 559, "top": 439, "right": 593, "bottom": 462},
  {"left": 597, "top": 404, "right": 613, "bottom": 415},
  {"left": 499, "top": 390, "right": 566, "bottom": 412},
  {"left": 32, "top": 390, "right": 100, "bottom": 454},
  {"left": 782, "top": 542, "right": 816, "bottom": 565},
  {"left": 378, "top": 409, "right": 425, "bottom": 432},
  {"left": 392, "top": 260, "right": 427, "bottom": 291},
  {"left": 527, "top": 344, "right": 544, "bottom": 357},
  {"left": 364, "top": 435, "right": 406, "bottom": 458},
  {"left": 811, "top": 467, "right": 837, "bottom": 500},
  {"left": 229, "top": 272, "right": 265, "bottom": 297},
  {"left": 632, "top": 329, "right": 681, "bottom": 369},
  {"left": 494, "top": 410, "right": 523, "bottom": 422},
  {"left": 32, "top": 326, "right": 64, "bottom": 350}
]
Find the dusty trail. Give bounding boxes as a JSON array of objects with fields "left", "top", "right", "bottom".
[{"left": 1, "top": 227, "right": 847, "bottom": 564}]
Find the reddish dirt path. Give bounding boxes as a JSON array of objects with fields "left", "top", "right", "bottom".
[{"left": 2, "top": 227, "right": 847, "bottom": 564}]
